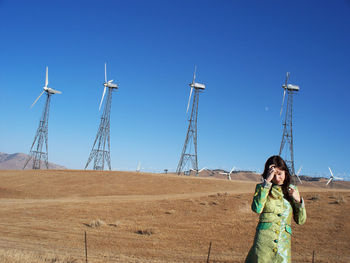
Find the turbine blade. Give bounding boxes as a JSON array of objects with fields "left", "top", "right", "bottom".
[
  {"left": 105, "top": 63, "right": 107, "bottom": 83},
  {"left": 295, "top": 174, "right": 302, "bottom": 184},
  {"left": 229, "top": 167, "right": 235, "bottom": 175},
  {"left": 326, "top": 177, "right": 333, "bottom": 186},
  {"left": 286, "top": 72, "right": 290, "bottom": 85},
  {"left": 297, "top": 166, "right": 302, "bottom": 176},
  {"left": 99, "top": 86, "right": 106, "bottom": 111},
  {"left": 45, "top": 66, "right": 48, "bottom": 87},
  {"left": 328, "top": 167, "right": 334, "bottom": 178},
  {"left": 30, "top": 90, "right": 45, "bottom": 108},
  {"left": 137, "top": 161, "right": 141, "bottom": 171},
  {"left": 193, "top": 65, "right": 197, "bottom": 84},
  {"left": 199, "top": 167, "right": 207, "bottom": 173},
  {"left": 280, "top": 89, "right": 286, "bottom": 116},
  {"left": 186, "top": 87, "right": 193, "bottom": 113}
]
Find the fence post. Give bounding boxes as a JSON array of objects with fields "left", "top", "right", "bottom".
[
  {"left": 85, "top": 231, "right": 88, "bottom": 263},
  {"left": 207, "top": 241, "right": 212, "bottom": 263},
  {"left": 312, "top": 250, "right": 315, "bottom": 263}
]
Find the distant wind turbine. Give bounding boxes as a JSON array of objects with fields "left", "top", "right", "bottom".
[
  {"left": 326, "top": 167, "right": 344, "bottom": 186},
  {"left": 219, "top": 167, "right": 236, "bottom": 180}
]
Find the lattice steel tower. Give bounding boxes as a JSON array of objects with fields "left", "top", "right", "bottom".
[
  {"left": 85, "top": 63, "right": 118, "bottom": 171},
  {"left": 279, "top": 72, "right": 300, "bottom": 178},
  {"left": 23, "top": 67, "right": 62, "bottom": 169},
  {"left": 176, "top": 67, "right": 205, "bottom": 176}
]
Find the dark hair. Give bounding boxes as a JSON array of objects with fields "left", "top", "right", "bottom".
[{"left": 262, "top": 155, "right": 292, "bottom": 202}]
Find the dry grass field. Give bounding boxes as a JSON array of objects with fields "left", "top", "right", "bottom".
[{"left": 0, "top": 170, "right": 349, "bottom": 263}]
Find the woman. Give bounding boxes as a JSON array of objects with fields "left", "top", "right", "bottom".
[{"left": 245, "top": 155, "right": 306, "bottom": 263}]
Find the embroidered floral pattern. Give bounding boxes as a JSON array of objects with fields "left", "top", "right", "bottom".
[{"left": 245, "top": 184, "right": 306, "bottom": 263}]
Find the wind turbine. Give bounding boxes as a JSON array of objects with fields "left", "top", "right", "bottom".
[
  {"left": 85, "top": 63, "right": 119, "bottom": 171},
  {"left": 219, "top": 167, "right": 236, "bottom": 180},
  {"left": 326, "top": 167, "right": 344, "bottom": 187},
  {"left": 23, "top": 66, "right": 62, "bottom": 169},
  {"left": 176, "top": 66, "right": 206, "bottom": 176},
  {"left": 279, "top": 72, "right": 300, "bottom": 182}
]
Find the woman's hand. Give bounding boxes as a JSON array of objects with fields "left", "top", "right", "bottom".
[
  {"left": 288, "top": 187, "right": 301, "bottom": 203},
  {"left": 266, "top": 165, "right": 276, "bottom": 182}
]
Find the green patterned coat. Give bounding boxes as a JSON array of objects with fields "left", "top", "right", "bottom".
[{"left": 245, "top": 181, "right": 306, "bottom": 263}]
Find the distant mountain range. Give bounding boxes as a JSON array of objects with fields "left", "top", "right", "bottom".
[{"left": 0, "top": 152, "right": 66, "bottom": 170}]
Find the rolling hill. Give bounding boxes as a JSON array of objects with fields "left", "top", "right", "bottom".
[{"left": 0, "top": 152, "right": 66, "bottom": 170}]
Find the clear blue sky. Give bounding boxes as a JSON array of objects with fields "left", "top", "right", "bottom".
[{"left": 0, "top": 0, "right": 349, "bottom": 179}]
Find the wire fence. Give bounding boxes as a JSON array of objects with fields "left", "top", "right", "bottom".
[{"left": 0, "top": 223, "right": 341, "bottom": 263}]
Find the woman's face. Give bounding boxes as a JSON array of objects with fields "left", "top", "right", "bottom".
[{"left": 272, "top": 167, "right": 285, "bottom": 185}]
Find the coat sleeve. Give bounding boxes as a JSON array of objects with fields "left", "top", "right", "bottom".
[
  {"left": 251, "top": 180, "right": 272, "bottom": 214},
  {"left": 291, "top": 186, "right": 307, "bottom": 225}
]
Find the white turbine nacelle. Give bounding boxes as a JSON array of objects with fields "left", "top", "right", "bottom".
[
  {"left": 189, "top": 82, "right": 205, "bottom": 90},
  {"left": 44, "top": 86, "right": 62, "bottom": 94},
  {"left": 282, "top": 84, "right": 300, "bottom": 91},
  {"left": 104, "top": 81, "right": 118, "bottom": 89}
]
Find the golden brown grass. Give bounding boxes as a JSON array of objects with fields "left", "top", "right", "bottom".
[
  {"left": 0, "top": 248, "right": 77, "bottom": 263},
  {"left": 0, "top": 170, "right": 349, "bottom": 262}
]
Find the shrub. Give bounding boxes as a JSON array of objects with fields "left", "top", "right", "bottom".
[
  {"left": 135, "top": 228, "right": 157, "bottom": 236},
  {"left": 334, "top": 195, "right": 346, "bottom": 204},
  {"left": 308, "top": 193, "right": 320, "bottom": 201},
  {"left": 86, "top": 219, "right": 106, "bottom": 228},
  {"left": 108, "top": 221, "right": 121, "bottom": 227}
]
